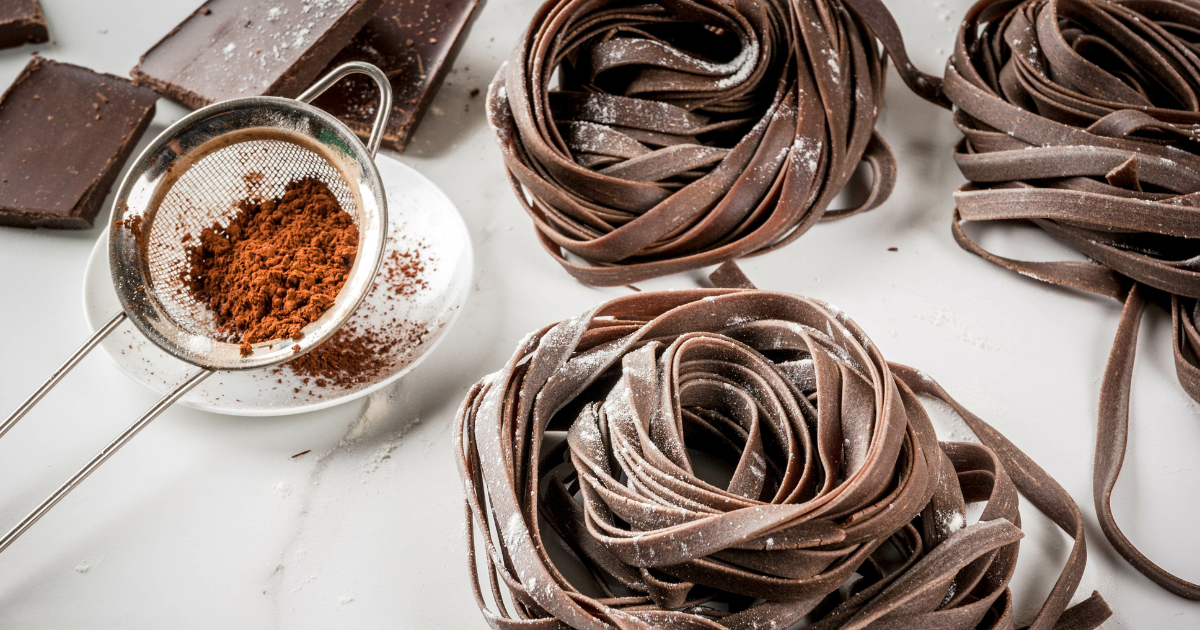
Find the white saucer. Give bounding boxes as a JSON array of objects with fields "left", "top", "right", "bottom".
[{"left": 82, "top": 155, "right": 473, "bottom": 416}]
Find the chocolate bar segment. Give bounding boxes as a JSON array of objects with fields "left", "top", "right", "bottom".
[
  {"left": 0, "top": 0, "right": 48, "bottom": 50},
  {"left": 132, "top": 0, "right": 384, "bottom": 109},
  {"left": 313, "top": 0, "right": 485, "bottom": 152},
  {"left": 0, "top": 56, "right": 158, "bottom": 229}
]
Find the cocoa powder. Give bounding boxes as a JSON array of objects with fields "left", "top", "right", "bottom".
[
  {"left": 184, "top": 178, "right": 358, "bottom": 356},
  {"left": 281, "top": 240, "right": 433, "bottom": 388},
  {"left": 383, "top": 246, "right": 428, "bottom": 296},
  {"left": 284, "top": 325, "right": 394, "bottom": 386}
]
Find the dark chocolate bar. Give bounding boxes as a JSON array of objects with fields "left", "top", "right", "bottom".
[
  {"left": 0, "top": 0, "right": 48, "bottom": 50},
  {"left": 313, "top": 0, "right": 485, "bottom": 152},
  {"left": 131, "top": 0, "right": 383, "bottom": 109},
  {"left": 0, "top": 56, "right": 157, "bottom": 229}
]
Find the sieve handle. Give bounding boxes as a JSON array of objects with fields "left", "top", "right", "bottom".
[
  {"left": 0, "top": 369, "right": 212, "bottom": 554},
  {"left": 1, "top": 311, "right": 128, "bottom": 438},
  {"left": 297, "top": 62, "right": 393, "bottom": 157}
]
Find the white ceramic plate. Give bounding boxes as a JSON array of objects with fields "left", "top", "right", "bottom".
[{"left": 82, "top": 155, "right": 473, "bottom": 416}]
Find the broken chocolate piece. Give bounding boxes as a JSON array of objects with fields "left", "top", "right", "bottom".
[
  {"left": 0, "top": 0, "right": 48, "bottom": 50},
  {"left": 131, "top": 0, "right": 384, "bottom": 110},
  {"left": 313, "top": 0, "right": 485, "bottom": 153},
  {"left": 0, "top": 56, "right": 157, "bottom": 229}
]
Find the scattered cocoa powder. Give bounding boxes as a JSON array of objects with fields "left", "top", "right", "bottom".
[
  {"left": 383, "top": 246, "right": 428, "bottom": 296},
  {"left": 284, "top": 325, "right": 396, "bottom": 385},
  {"left": 278, "top": 233, "right": 435, "bottom": 389},
  {"left": 184, "top": 178, "right": 358, "bottom": 356},
  {"left": 116, "top": 214, "right": 147, "bottom": 257}
]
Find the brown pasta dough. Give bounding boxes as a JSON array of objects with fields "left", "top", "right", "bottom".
[
  {"left": 486, "top": 0, "right": 944, "bottom": 286},
  {"left": 942, "top": 0, "right": 1200, "bottom": 599},
  {"left": 454, "top": 265, "right": 1111, "bottom": 629}
]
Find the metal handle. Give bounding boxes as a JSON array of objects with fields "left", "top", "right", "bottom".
[
  {"left": 2, "top": 311, "right": 127, "bottom": 438},
  {"left": 0, "top": 313, "right": 210, "bottom": 552},
  {"left": 0, "top": 369, "right": 212, "bottom": 553},
  {"left": 298, "top": 61, "right": 393, "bottom": 157}
]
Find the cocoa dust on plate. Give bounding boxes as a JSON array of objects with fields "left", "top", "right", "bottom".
[
  {"left": 182, "top": 176, "right": 436, "bottom": 393},
  {"left": 280, "top": 242, "right": 434, "bottom": 391}
]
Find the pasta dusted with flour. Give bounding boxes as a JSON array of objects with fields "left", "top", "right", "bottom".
[
  {"left": 454, "top": 267, "right": 1111, "bottom": 629},
  {"left": 487, "top": 0, "right": 944, "bottom": 286},
  {"left": 942, "top": 0, "right": 1200, "bottom": 599}
]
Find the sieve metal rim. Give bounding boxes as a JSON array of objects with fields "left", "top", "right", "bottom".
[{"left": 108, "top": 93, "right": 388, "bottom": 372}]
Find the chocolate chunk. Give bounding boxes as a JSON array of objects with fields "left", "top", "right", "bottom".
[
  {"left": 131, "top": 0, "right": 384, "bottom": 109},
  {"left": 0, "top": 56, "right": 157, "bottom": 229},
  {"left": 313, "top": 0, "right": 485, "bottom": 153},
  {"left": 0, "top": 0, "right": 48, "bottom": 50}
]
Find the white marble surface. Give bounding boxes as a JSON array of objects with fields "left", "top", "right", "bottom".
[{"left": 0, "top": 0, "right": 1198, "bottom": 627}]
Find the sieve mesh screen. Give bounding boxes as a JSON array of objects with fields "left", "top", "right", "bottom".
[{"left": 144, "top": 138, "right": 359, "bottom": 338}]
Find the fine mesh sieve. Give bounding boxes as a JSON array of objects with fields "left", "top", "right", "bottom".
[
  {"left": 113, "top": 88, "right": 388, "bottom": 371},
  {"left": 143, "top": 136, "right": 361, "bottom": 341},
  {"left": 1, "top": 62, "right": 393, "bottom": 554}
]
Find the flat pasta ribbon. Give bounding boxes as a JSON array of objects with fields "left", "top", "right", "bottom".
[
  {"left": 942, "top": 0, "right": 1200, "bottom": 599},
  {"left": 454, "top": 268, "right": 1111, "bottom": 629},
  {"left": 487, "top": 0, "right": 943, "bottom": 286}
]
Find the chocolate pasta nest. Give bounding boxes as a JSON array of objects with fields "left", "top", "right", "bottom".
[
  {"left": 942, "top": 0, "right": 1200, "bottom": 599},
  {"left": 454, "top": 269, "right": 1112, "bottom": 629},
  {"left": 486, "top": 0, "right": 944, "bottom": 286}
]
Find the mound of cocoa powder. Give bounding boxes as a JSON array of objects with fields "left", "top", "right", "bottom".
[{"left": 184, "top": 178, "right": 358, "bottom": 356}]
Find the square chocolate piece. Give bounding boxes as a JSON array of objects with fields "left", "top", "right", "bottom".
[
  {"left": 313, "top": 0, "right": 485, "bottom": 152},
  {"left": 131, "top": 0, "right": 384, "bottom": 109},
  {"left": 0, "top": 0, "right": 49, "bottom": 50},
  {"left": 0, "top": 56, "right": 157, "bottom": 229}
]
